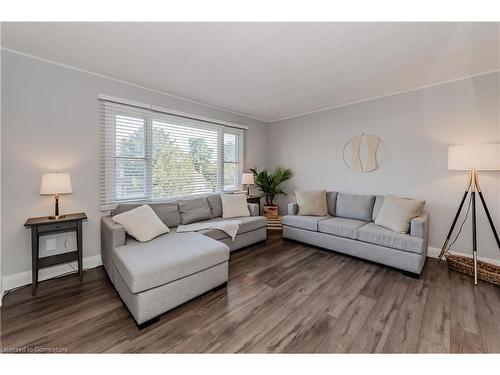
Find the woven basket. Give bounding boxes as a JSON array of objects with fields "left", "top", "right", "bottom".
[{"left": 445, "top": 252, "right": 500, "bottom": 285}]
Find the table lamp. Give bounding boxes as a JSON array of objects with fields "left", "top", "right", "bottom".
[
  {"left": 241, "top": 173, "right": 255, "bottom": 196},
  {"left": 439, "top": 144, "right": 500, "bottom": 285},
  {"left": 40, "top": 172, "right": 73, "bottom": 219}
]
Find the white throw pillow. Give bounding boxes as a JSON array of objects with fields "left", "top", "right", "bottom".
[
  {"left": 375, "top": 194, "right": 425, "bottom": 234},
  {"left": 296, "top": 190, "right": 328, "bottom": 216},
  {"left": 112, "top": 204, "right": 169, "bottom": 242},
  {"left": 221, "top": 194, "right": 250, "bottom": 218}
]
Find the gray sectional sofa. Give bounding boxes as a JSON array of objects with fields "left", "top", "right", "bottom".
[
  {"left": 282, "top": 192, "right": 429, "bottom": 275},
  {"left": 101, "top": 194, "right": 267, "bottom": 327}
]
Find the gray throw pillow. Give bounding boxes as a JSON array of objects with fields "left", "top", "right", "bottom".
[
  {"left": 178, "top": 197, "right": 212, "bottom": 224},
  {"left": 336, "top": 193, "right": 375, "bottom": 222}
]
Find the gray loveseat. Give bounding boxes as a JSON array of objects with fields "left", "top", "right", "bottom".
[
  {"left": 282, "top": 192, "right": 429, "bottom": 275},
  {"left": 101, "top": 193, "right": 267, "bottom": 327}
]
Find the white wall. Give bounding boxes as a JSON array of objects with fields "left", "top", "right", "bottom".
[
  {"left": 1, "top": 47, "right": 500, "bottom": 286},
  {"left": 268, "top": 72, "right": 500, "bottom": 261},
  {"left": 1, "top": 49, "right": 268, "bottom": 280}
]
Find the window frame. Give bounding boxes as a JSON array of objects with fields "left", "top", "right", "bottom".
[{"left": 104, "top": 106, "right": 245, "bottom": 208}]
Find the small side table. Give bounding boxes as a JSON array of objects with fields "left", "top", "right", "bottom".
[
  {"left": 24, "top": 212, "right": 87, "bottom": 296},
  {"left": 246, "top": 196, "right": 261, "bottom": 215}
]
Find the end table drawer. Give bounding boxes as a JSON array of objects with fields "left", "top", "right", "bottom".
[{"left": 38, "top": 221, "right": 77, "bottom": 233}]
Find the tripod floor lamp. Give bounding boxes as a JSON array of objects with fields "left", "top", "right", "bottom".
[{"left": 438, "top": 144, "right": 500, "bottom": 285}]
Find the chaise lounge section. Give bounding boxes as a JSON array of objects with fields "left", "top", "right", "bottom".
[
  {"left": 282, "top": 192, "right": 429, "bottom": 275},
  {"left": 101, "top": 193, "right": 267, "bottom": 326}
]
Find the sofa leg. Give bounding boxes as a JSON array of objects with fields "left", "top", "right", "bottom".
[
  {"left": 401, "top": 270, "right": 420, "bottom": 279},
  {"left": 212, "top": 282, "right": 228, "bottom": 292},
  {"left": 137, "top": 316, "right": 160, "bottom": 330}
]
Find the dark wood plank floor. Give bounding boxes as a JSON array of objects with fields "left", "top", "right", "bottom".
[{"left": 2, "top": 231, "right": 500, "bottom": 353}]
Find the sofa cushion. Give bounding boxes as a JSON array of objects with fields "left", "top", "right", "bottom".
[
  {"left": 336, "top": 193, "right": 375, "bottom": 222},
  {"left": 326, "top": 191, "right": 338, "bottom": 216},
  {"left": 112, "top": 202, "right": 181, "bottom": 228},
  {"left": 112, "top": 205, "right": 169, "bottom": 242},
  {"left": 372, "top": 195, "right": 384, "bottom": 221},
  {"left": 296, "top": 190, "right": 328, "bottom": 216},
  {"left": 112, "top": 232, "right": 229, "bottom": 293},
  {"left": 207, "top": 194, "right": 223, "bottom": 218},
  {"left": 150, "top": 202, "right": 181, "bottom": 227},
  {"left": 357, "top": 222, "right": 424, "bottom": 254},
  {"left": 317, "top": 217, "right": 368, "bottom": 240},
  {"left": 221, "top": 193, "right": 250, "bottom": 218},
  {"left": 112, "top": 203, "right": 141, "bottom": 216},
  {"left": 375, "top": 194, "right": 425, "bottom": 234},
  {"left": 178, "top": 197, "right": 212, "bottom": 224},
  {"left": 282, "top": 215, "right": 329, "bottom": 231},
  {"left": 198, "top": 216, "right": 267, "bottom": 240}
]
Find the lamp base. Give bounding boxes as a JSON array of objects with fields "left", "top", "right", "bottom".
[{"left": 48, "top": 214, "right": 66, "bottom": 220}]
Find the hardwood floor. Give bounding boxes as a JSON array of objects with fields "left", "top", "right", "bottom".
[{"left": 2, "top": 231, "right": 500, "bottom": 353}]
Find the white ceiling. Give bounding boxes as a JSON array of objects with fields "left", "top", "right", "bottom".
[{"left": 2, "top": 22, "right": 499, "bottom": 122}]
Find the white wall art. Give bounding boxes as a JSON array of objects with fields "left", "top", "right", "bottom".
[{"left": 343, "top": 133, "right": 384, "bottom": 173}]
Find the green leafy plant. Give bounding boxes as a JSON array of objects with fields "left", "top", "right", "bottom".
[{"left": 249, "top": 167, "right": 293, "bottom": 206}]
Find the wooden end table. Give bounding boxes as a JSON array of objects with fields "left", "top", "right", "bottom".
[{"left": 24, "top": 212, "right": 87, "bottom": 296}]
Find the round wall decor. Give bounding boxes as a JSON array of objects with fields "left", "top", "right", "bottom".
[{"left": 343, "top": 133, "right": 384, "bottom": 173}]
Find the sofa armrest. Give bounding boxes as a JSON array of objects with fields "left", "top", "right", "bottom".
[
  {"left": 288, "top": 203, "right": 298, "bottom": 215},
  {"left": 248, "top": 203, "right": 260, "bottom": 217},
  {"left": 101, "top": 216, "right": 126, "bottom": 250},
  {"left": 410, "top": 212, "right": 429, "bottom": 240}
]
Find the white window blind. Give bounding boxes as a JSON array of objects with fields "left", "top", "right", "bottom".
[{"left": 100, "top": 99, "right": 246, "bottom": 210}]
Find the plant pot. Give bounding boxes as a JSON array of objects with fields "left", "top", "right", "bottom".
[{"left": 263, "top": 205, "right": 279, "bottom": 219}]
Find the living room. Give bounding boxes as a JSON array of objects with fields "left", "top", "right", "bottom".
[{"left": 1, "top": 0, "right": 500, "bottom": 373}]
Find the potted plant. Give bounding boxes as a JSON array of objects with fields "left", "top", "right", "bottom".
[{"left": 250, "top": 167, "right": 293, "bottom": 219}]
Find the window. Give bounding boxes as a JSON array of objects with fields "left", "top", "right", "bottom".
[{"left": 100, "top": 99, "right": 246, "bottom": 210}]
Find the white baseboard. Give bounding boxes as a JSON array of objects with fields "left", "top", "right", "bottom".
[
  {"left": 1, "top": 254, "right": 102, "bottom": 294},
  {"left": 427, "top": 246, "right": 500, "bottom": 267}
]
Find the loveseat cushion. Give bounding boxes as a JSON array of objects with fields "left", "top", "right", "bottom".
[
  {"left": 317, "top": 217, "right": 368, "bottom": 240},
  {"left": 282, "top": 215, "right": 329, "bottom": 231},
  {"left": 112, "top": 232, "right": 229, "bottom": 293},
  {"left": 336, "top": 193, "right": 375, "bottom": 222},
  {"left": 178, "top": 197, "right": 212, "bottom": 224},
  {"left": 198, "top": 216, "right": 267, "bottom": 240},
  {"left": 357, "top": 222, "right": 424, "bottom": 254}
]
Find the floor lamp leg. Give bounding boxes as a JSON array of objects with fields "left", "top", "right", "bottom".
[
  {"left": 438, "top": 189, "right": 469, "bottom": 261},
  {"left": 476, "top": 191, "right": 500, "bottom": 250},
  {"left": 472, "top": 187, "right": 478, "bottom": 285}
]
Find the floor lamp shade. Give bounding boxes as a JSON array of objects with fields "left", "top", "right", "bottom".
[{"left": 448, "top": 144, "right": 500, "bottom": 171}]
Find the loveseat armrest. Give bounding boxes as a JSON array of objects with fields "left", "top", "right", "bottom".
[
  {"left": 410, "top": 212, "right": 429, "bottom": 240},
  {"left": 288, "top": 203, "right": 298, "bottom": 215},
  {"left": 101, "top": 216, "right": 126, "bottom": 250},
  {"left": 248, "top": 203, "right": 260, "bottom": 217}
]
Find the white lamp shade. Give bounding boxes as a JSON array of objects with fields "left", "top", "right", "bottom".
[
  {"left": 40, "top": 173, "right": 73, "bottom": 195},
  {"left": 241, "top": 173, "right": 255, "bottom": 185},
  {"left": 448, "top": 144, "right": 500, "bottom": 171}
]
